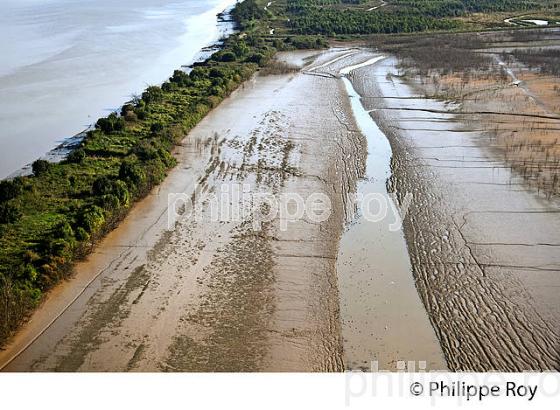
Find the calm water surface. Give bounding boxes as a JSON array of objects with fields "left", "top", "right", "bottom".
[{"left": 0, "top": 0, "right": 236, "bottom": 178}]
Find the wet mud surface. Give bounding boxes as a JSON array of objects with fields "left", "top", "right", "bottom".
[
  {"left": 311, "top": 52, "right": 446, "bottom": 371},
  {"left": 2, "top": 48, "right": 557, "bottom": 372},
  {"left": 356, "top": 56, "right": 560, "bottom": 371},
  {"left": 1, "top": 49, "right": 363, "bottom": 371}
]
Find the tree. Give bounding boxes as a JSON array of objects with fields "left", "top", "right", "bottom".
[
  {"left": 32, "top": 160, "right": 51, "bottom": 177},
  {"left": 150, "top": 122, "right": 164, "bottom": 134},
  {"left": 66, "top": 148, "right": 86, "bottom": 164},
  {"left": 133, "top": 141, "right": 159, "bottom": 161},
  {"left": 142, "top": 86, "right": 164, "bottom": 104},
  {"left": 0, "top": 178, "right": 24, "bottom": 202},
  {"left": 170, "top": 69, "right": 191, "bottom": 86},
  {"left": 98, "top": 194, "right": 120, "bottom": 211},
  {"left": 77, "top": 205, "right": 105, "bottom": 234},
  {"left": 220, "top": 51, "right": 237, "bottom": 62},
  {"left": 232, "top": 41, "right": 250, "bottom": 58},
  {"left": 52, "top": 220, "right": 74, "bottom": 241},
  {"left": 247, "top": 53, "right": 266, "bottom": 65},
  {"left": 0, "top": 202, "right": 22, "bottom": 224},
  {"left": 96, "top": 113, "right": 125, "bottom": 133},
  {"left": 121, "top": 104, "right": 135, "bottom": 117},
  {"left": 190, "top": 67, "right": 207, "bottom": 80},
  {"left": 232, "top": 0, "right": 266, "bottom": 27},
  {"left": 92, "top": 176, "right": 113, "bottom": 196},
  {"left": 119, "top": 160, "right": 146, "bottom": 189},
  {"left": 92, "top": 177, "right": 130, "bottom": 207}
]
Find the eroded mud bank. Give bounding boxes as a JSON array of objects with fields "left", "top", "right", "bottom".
[{"left": 353, "top": 56, "right": 560, "bottom": 371}]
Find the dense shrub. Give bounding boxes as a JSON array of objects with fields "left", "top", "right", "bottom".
[
  {"left": 0, "top": 202, "right": 22, "bottom": 224},
  {"left": 75, "top": 226, "right": 90, "bottom": 241},
  {"left": 247, "top": 53, "right": 266, "bottom": 65},
  {"left": 119, "top": 159, "right": 146, "bottom": 189},
  {"left": 232, "top": 41, "right": 250, "bottom": 58},
  {"left": 150, "top": 123, "right": 164, "bottom": 134},
  {"left": 220, "top": 51, "right": 237, "bottom": 62},
  {"left": 121, "top": 104, "right": 135, "bottom": 116},
  {"left": 66, "top": 148, "right": 86, "bottom": 164},
  {"left": 0, "top": 178, "right": 24, "bottom": 202},
  {"left": 98, "top": 194, "right": 121, "bottom": 210},
  {"left": 142, "top": 86, "right": 164, "bottom": 104},
  {"left": 96, "top": 113, "right": 125, "bottom": 133},
  {"left": 52, "top": 220, "right": 74, "bottom": 241},
  {"left": 32, "top": 159, "right": 51, "bottom": 177},
  {"left": 92, "top": 176, "right": 113, "bottom": 196},
  {"left": 19, "top": 264, "right": 38, "bottom": 282},
  {"left": 92, "top": 177, "right": 130, "bottom": 207},
  {"left": 41, "top": 221, "right": 77, "bottom": 260},
  {"left": 133, "top": 141, "right": 161, "bottom": 161},
  {"left": 77, "top": 205, "right": 106, "bottom": 234}
]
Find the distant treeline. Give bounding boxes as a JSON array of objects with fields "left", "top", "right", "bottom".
[
  {"left": 287, "top": 0, "right": 458, "bottom": 34},
  {"left": 288, "top": 8, "right": 459, "bottom": 34},
  {"left": 286, "top": 0, "right": 545, "bottom": 35},
  {"left": 232, "top": 0, "right": 267, "bottom": 28},
  {"left": 390, "top": 0, "right": 540, "bottom": 17}
]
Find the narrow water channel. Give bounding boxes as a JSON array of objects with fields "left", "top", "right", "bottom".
[{"left": 336, "top": 56, "right": 446, "bottom": 371}]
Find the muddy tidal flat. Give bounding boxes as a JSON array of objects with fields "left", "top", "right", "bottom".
[
  {"left": 357, "top": 47, "right": 560, "bottom": 370},
  {"left": 1, "top": 46, "right": 559, "bottom": 372}
]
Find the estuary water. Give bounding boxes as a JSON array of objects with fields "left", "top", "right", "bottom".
[{"left": 0, "top": 0, "right": 237, "bottom": 178}]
